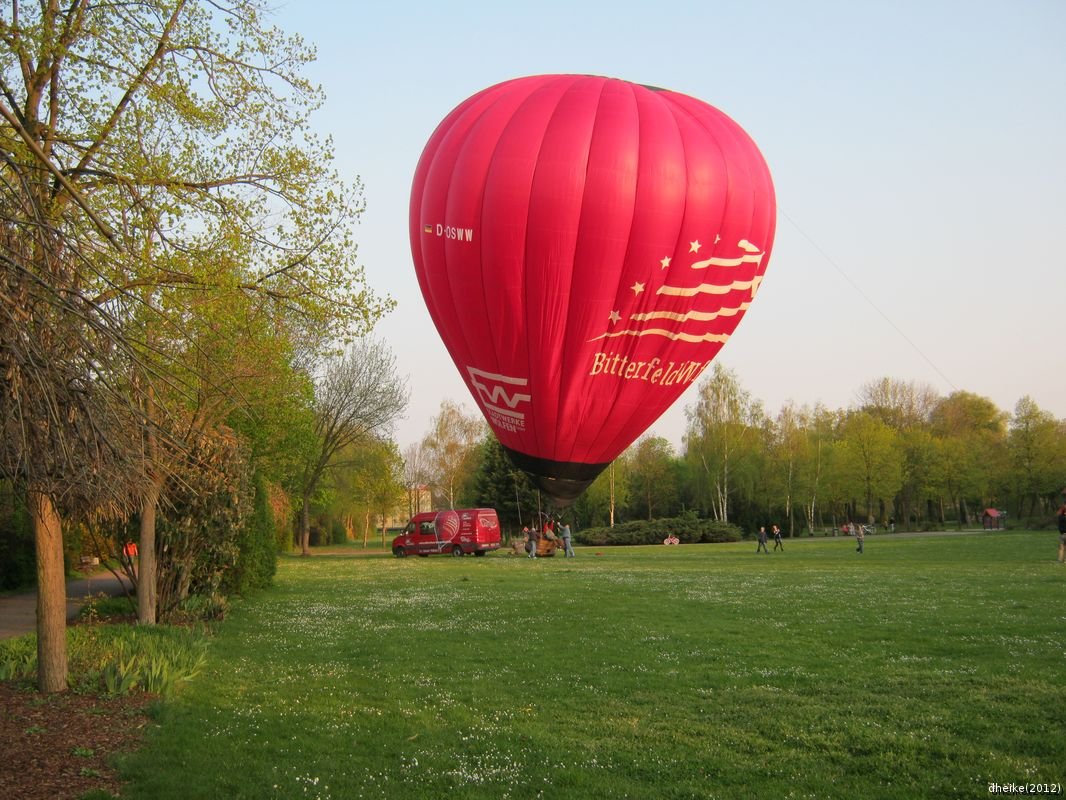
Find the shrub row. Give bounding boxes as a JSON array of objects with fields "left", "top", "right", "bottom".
[{"left": 574, "top": 517, "right": 743, "bottom": 547}]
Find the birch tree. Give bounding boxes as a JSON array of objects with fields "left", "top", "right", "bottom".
[
  {"left": 421, "top": 400, "right": 484, "bottom": 509},
  {"left": 683, "top": 364, "right": 765, "bottom": 523},
  {"left": 766, "top": 404, "right": 804, "bottom": 536}
]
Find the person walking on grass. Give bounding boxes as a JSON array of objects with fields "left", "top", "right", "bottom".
[
  {"left": 855, "top": 524, "right": 865, "bottom": 554},
  {"left": 756, "top": 526, "right": 769, "bottom": 554},
  {"left": 1056, "top": 502, "right": 1066, "bottom": 563},
  {"left": 772, "top": 524, "right": 784, "bottom": 552}
]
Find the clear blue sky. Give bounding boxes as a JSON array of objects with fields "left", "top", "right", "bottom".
[{"left": 271, "top": 0, "right": 1066, "bottom": 451}]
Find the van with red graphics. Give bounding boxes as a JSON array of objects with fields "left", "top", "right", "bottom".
[{"left": 391, "top": 508, "right": 501, "bottom": 558}]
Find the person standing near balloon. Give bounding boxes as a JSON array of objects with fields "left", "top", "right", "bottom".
[
  {"left": 756, "top": 526, "right": 769, "bottom": 554},
  {"left": 772, "top": 524, "right": 783, "bottom": 552},
  {"left": 527, "top": 525, "right": 540, "bottom": 559},
  {"left": 560, "top": 521, "right": 575, "bottom": 558},
  {"left": 855, "top": 524, "right": 865, "bottom": 554},
  {"left": 1056, "top": 501, "right": 1066, "bottom": 563}
]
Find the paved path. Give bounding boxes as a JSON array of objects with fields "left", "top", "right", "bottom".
[{"left": 0, "top": 569, "right": 134, "bottom": 640}]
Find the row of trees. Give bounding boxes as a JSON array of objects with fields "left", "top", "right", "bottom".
[
  {"left": 0, "top": 1, "right": 406, "bottom": 692},
  {"left": 425, "top": 369, "right": 1065, "bottom": 538}
]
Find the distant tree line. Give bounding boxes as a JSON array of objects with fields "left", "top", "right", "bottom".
[{"left": 446, "top": 367, "right": 1066, "bottom": 537}]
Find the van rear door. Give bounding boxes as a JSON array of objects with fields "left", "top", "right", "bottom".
[{"left": 476, "top": 511, "right": 500, "bottom": 547}]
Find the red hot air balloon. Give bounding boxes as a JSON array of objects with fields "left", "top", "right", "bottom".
[{"left": 410, "top": 74, "right": 776, "bottom": 506}]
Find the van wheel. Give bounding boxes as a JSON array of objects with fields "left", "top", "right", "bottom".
[
  {"left": 451, "top": 545, "right": 464, "bottom": 557},
  {"left": 393, "top": 547, "right": 406, "bottom": 558},
  {"left": 474, "top": 550, "right": 486, "bottom": 557}
]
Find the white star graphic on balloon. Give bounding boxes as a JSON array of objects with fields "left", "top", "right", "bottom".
[
  {"left": 714, "top": 234, "right": 721, "bottom": 244},
  {"left": 631, "top": 281, "right": 645, "bottom": 295},
  {"left": 608, "top": 310, "right": 621, "bottom": 324},
  {"left": 689, "top": 240, "right": 702, "bottom": 253},
  {"left": 660, "top": 256, "right": 671, "bottom": 269}
]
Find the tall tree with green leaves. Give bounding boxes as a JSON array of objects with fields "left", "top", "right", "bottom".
[
  {"left": 421, "top": 400, "right": 485, "bottom": 509},
  {"left": 683, "top": 364, "right": 765, "bottom": 523},
  {"left": 571, "top": 457, "right": 631, "bottom": 529},
  {"left": 295, "top": 339, "right": 408, "bottom": 555},
  {"left": 401, "top": 441, "right": 438, "bottom": 521},
  {"left": 794, "top": 405, "right": 839, "bottom": 534},
  {"left": 1, "top": 1, "right": 391, "bottom": 688},
  {"left": 930, "top": 391, "right": 1007, "bottom": 522},
  {"left": 858, "top": 377, "right": 941, "bottom": 525},
  {"left": 765, "top": 403, "right": 808, "bottom": 536},
  {"left": 1007, "top": 396, "right": 1062, "bottom": 518},
  {"left": 627, "top": 435, "right": 679, "bottom": 520},
  {"left": 833, "top": 410, "right": 904, "bottom": 523},
  {"left": 351, "top": 439, "right": 406, "bottom": 546},
  {"left": 463, "top": 435, "right": 539, "bottom": 532}
]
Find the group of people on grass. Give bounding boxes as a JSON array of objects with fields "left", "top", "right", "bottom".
[
  {"left": 520, "top": 516, "right": 575, "bottom": 559},
  {"left": 756, "top": 524, "right": 786, "bottom": 553},
  {"left": 755, "top": 500, "right": 1066, "bottom": 561},
  {"left": 757, "top": 522, "right": 867, "bottom": 553},
  {"left": 511, "top": 500, "right": 1066, "bottom": 561}
]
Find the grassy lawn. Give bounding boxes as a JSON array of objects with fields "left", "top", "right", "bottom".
[{"left": 118, "top": 532, "right": 1065, "bottom": 799}]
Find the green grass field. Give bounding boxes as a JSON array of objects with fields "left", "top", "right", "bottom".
[{"left": 118, "top": 532, "right": 1065, "bottom": 799}]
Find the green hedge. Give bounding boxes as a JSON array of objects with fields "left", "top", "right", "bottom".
[{"left": 574, "top": 517, "right": 743, "bottom": 547}]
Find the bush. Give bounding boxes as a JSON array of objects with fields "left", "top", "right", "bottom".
[
  {"left": 223, "top": 472, "right": 278, "bottom": 596},
  {"left": 574, "top": 517, "right": 742, "bottom": 547},
  {"left": 0, "top": 490, "right": 35, "bottom": 591},
  {"left": 0, "top": 624, "right": 208, "bottom": 695}
]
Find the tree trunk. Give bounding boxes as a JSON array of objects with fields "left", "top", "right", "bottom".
[
  {"left": 785, "top": 456, "right": 794, "bottom": 537},
  {"left": 609, "top": 463, "right": 615, "bottom": 527},
  {"left": 29, "top": 490, "right": 67, "bottom": 693},
  {"left": 137, "top": 475, "right": 163, "bottom": 625},
  {"left": 138, "top": 380, "right": 162, "bottom": 625},
  {"left": 300, "top": 497, "right": 311, "bottom": 556}
]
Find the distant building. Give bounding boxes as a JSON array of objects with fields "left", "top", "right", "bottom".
[
  {"left": 982, "top": 508, "right": 1006, "bottom": 530},
  {"left": 382, "top": 484, "right": 433, "bottom": 531}
]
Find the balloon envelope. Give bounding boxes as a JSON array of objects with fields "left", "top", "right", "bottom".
[{"left": 410, "top": 74, "right": 776, "bottom": 505}]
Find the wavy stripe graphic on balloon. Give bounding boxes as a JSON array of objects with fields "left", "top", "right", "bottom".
[
  {"left": 657, "top": 275, "right": 763, "bottom": 298},
  {"left": 590, "top": 328, "right": 732, "bottom": 344},
  {"left": 630, "top": 303, "right": 751, "bottom": 323},
  {"left": 689, "top": 239, "right": 765, "bottom": 270},
  {"left": 589, "top": 239, "right": 764, "bottom": 343}
]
